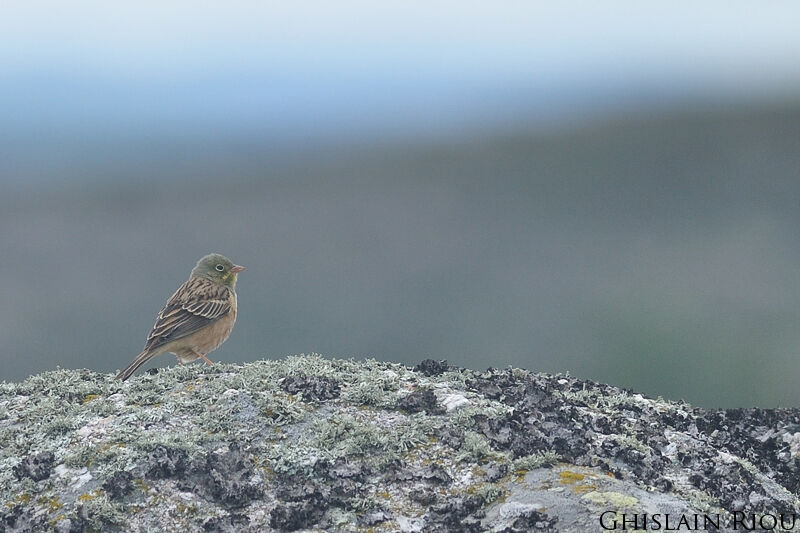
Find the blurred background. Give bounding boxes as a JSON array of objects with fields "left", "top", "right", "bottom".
[{"left": 2, "top": 2, "right": 800, "bottom": 407}]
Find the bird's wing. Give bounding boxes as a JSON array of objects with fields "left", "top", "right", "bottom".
[{"left": 144, "top": 276, "right": 232, "bottom": 352}]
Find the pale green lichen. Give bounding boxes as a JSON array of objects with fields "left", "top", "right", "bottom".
[
  {"left": 457, "top": 431, "right": 505, "bottom": 463},
  {"left": 450, "top": 401, "right": 513, "bottom": 429},
  {"left": 269, "top": 409, "right": 441, "bottom": 476},
  {"left": 470, "top": 482, "right": 506, "bottom": 505},
  {"left": 76, "top": 491, "right": 126, "bottom": 529},
  {"left": 43, "top": 415, "right": 79, "bottom": 437},
  {"left": 613, "top": 435, "right": 651, "bottom": 455},
  {"left": 342, "top": 381, "right": 395, "bottom": 407},
  {"left": 328, "top": 507, "right": 359, "bottom": 527},
  {"left": 581, "top": 490, "right": 639, "bottom": 509},
  {"left": 510, "top": 367, "right": 530, "bottom": 381},
  {"left": 512, "top": 451, "right": 561, "bottom": 472},
  {"left": 313, "top": 413, "right": 391, "bottom": 454},
  {"left": 677, "top": 487, "right": 722, "bottom": 515},
  {"left": 559, "top": 386, "right": 637, "bottom": 411},
  {"left": 434, "top": 368, "right": 473, "bottom": 390},
  {"left": 349, "top": 495, "right": 379, "bottom": 512}
]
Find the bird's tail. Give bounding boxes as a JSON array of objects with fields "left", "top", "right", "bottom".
[{"left": 116, "top": 349, "right": 156, "bottom": 381}]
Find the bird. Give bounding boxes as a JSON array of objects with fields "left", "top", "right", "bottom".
[{"left": 116, "top": 253, "right": 245, "bottom": 381}]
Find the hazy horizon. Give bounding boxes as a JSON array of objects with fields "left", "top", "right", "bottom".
[{"left": 4, "top": 102, "right": 800, "bottom": 408}]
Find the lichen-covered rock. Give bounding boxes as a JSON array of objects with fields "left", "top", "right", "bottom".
[
  {"left": 413, "top": 359, "right": 449, "bottom": 377},
  {"left": 1, "top": 354, "right": 799, "bottom": 532},
  {"left": 396, "top": 388, "right": 444, "bottom": 415},
  {"left": 279, "top": 375, "right": 340, "bottom": 401},
  {"left": 102, "top": 471, "right": 133, "bottom": 500},
  {"left": 13, "top": 451, "right": 55, "bottom": 482}
]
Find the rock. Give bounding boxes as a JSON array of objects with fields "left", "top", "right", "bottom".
[
  {"left": 397, "top": 387, "right": 444, "bottom": 414},
  {"left": 409, "top": 488, "right": 438, "bottom": 505},
  {"left": 13, "top": 451, "right": 55, "bottom": 481},
  {"left": 484, "top": 462, "right": 509, "bottom": 482},
  {"left": 415, "top": 464, "right": 452, "bottom": 485},
  {"left": 201, "top": 512, "right": 251, "bottom": 532},
  {"left": 203, "top": 444, "right": 262, "bottom": 507},
  {"left": 280, "top": 375, "right": 340, "bottom": 401},
  {"left": 510, "top": 509, "right": 558, "bottom": 532},
  {"left": 413, "top": 359, "right": 449, "bottom": 376},
  {"left": 439, "top": 392, "right": 471, "bottom": 412},
  {"left": 2, "top": 355, "right": 800, "bottom": 531},
  {"left": 269, "top": 501, "right": 325, "bottom": 531},
  {"left": 146, "top": 444, "right": 189, "bottom": 479},
  {"left": 357, "top": 508, "right": 393, "bottom": 526},
  {"left": 102, "top": 471, "right": 134, "bottom": 500}
]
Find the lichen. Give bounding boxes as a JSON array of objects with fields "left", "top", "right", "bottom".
[
  {"left": 457, "top": 431, "right": 507, "bottom": 463},
  {"left": 512, "top": 451, "right": 560, "bottom": 472},
  {"left": 581, "top": 490, "right": 639, "bottom": 509},
  {"left": 3, "top": 354, "right": 800, "bottom": 532},
  {"left": 468, "top": 482, "right": 506, "bottom": 505}
]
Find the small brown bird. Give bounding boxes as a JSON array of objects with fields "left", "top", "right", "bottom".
[{"left": 116, "top": 253, "right": 245, "bottom": 381}]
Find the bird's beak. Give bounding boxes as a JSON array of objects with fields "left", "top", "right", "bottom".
[{"left": 231, "top": 264, "right": 246, "bottom": 273}]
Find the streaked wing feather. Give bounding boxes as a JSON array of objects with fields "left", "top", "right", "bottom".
[{"left": 144, "top": 277, "right": 231, "bottom": 351}]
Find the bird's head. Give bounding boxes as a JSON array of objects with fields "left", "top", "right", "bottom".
[{"left": 191, "top": 253, "right": 245, "bottom": 288}]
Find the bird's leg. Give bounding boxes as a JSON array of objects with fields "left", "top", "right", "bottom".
[{"left": 190, "top": 349, "right": 215, "bottom": 366}]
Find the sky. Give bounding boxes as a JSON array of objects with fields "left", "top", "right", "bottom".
[{"left": 2, "top": 2, "right": 800, "bottom": 145}]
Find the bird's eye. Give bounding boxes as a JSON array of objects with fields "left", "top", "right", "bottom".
[{"left": 215, "top": 264, "right": 225, "bottom": 272}]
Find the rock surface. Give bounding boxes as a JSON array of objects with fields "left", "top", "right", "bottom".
[{"left": 1, "top": 355, "right": 800, "bottom": 532}]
